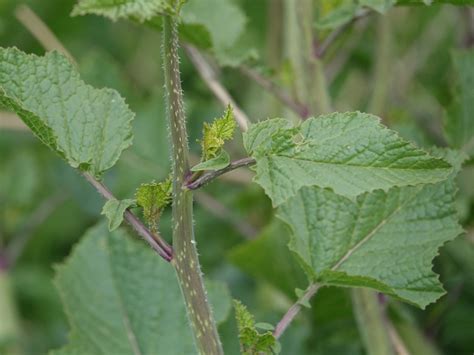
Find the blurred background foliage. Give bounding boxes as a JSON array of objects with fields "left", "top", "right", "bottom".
[{"left": 0, "top": 0, "right": 473, "bottom": 354}]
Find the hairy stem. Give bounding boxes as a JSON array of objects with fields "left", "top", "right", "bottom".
[
  {"left": 186, "top": 157, "right": 256, "bottom": 190},
  {"left": 162, "top": 10, "right": 223, "bottom": 355},
  {"left": 83, "top": 173, "right": 172, "bottom": 261},
  {"left": 352, "top": 289, "right": 395, "bottom": 355},
  {"left": 273, "top": 283, "right": 320, "bottom": 339}
]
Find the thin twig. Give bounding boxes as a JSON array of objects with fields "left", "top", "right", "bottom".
[
  {"left": 15, "top": 4, "right": 76, "bottom": 64},
  {"left": 386, "top": 320, "right": 410, "bottom": 355},
  {"left": 183, "top": 44, "right": 250, "bottom": 132},
  {"left": 239, "top": 65, "right": 310, "bottom": 118},
  {"left": 0, "top": 112, "right": 28, "bottom": 131},
  {"left": 5, "top": 192, "right": 66, "bottom": 266},
  {"left": 82, "top": 172, "right": 173, "bottom": 262},
  {"left": 185, "top": 157, "right": 256, "bottom": 190},
  {"left": 194, "top": 191, "right": 257, "bottom": 239},
  {"left": 314, "top": 9, "right": 371, "bottom": 59},
  {"left": 273, "top": 283, "right": 321, "bottom": 339}
]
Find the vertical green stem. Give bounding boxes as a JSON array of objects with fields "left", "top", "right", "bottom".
[
  {"left": 162, "top": 8, "right": 223, "bottom": 355},
  {"left": 0, "top": 269, "right": 20, "bottom": 354},
  {"left": 352, "top": 289, "right": 395, "bottom": 355},
  {"left": 285, "top": 0, "right": 331, "bottom": 115},
  {"left": 368, "top": 15, "right": 391, "bottom": 116}
]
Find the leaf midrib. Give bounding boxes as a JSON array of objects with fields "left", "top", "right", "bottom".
[
  {"left": 329, "top": 187, "right": 422, "bottom": 272},
  {"left": 273, "top": 154, "right": 449, "bottom": 171}
]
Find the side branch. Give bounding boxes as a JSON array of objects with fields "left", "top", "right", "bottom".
[
  {"left": 183, "top": 44, "right": 250, "bottom": 132},
  {"left": 82, "top": 173, "right": 173, "bottom": 262},
  {"left": 273, "top": 283, "right": 320, "bottom": 339},
  {"left": 186, "top": 157, "right": 256, "bottom": 190},
  {"left": 239, "top": 65, "right": 310, "bottom": 118}
]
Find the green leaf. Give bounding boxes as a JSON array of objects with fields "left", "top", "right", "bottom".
[
  {"left": 233, "top": 300, "right": 277, "bottom": 355},
  {"left": 244, "top": 112, "right": 452, "bottom": 206},
  {"left": 0, "top": 48, "right": 134, "bottom": 178},
  {"left": 72, "top": 0, "right": 175, "bottom": 22},
  {"left": 181, "top": 0, "right": 249, "bottom": 66},
  {"left": 201, "top": 105, "right": 236, "bottom": 160},
  {"left": 101, "top": 199, "right": 135, "bottom": 231},
  {"left": 277, "top": 182, "right": 463, "bottom": 308},
  {"left": 191, "top": 149, "right": 230, "bottom": 172},
  {"left": 443, "top": 49, "right": 474, "bottom": 155},
  {"left": 135, "top": 177, "right": 172, "bottom": 226},
  {"left": 52, "top": 222, "right": 231, "bottom": 355}
]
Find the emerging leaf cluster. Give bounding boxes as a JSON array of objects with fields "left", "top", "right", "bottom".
[
  {"left": 135, "top": 177, "right": 172, "bottom": 228},
  {"left": 201, "top": 105, "right": 236, "bottom": 160},
  {"left": 233, "top": 300, "right": 278, "bottom": 355}
]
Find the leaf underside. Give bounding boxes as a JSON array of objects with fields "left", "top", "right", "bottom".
[
  {"left": 244, "top": 112, "right": 452, "bottom": 206},
  {"left": 0, "top": 48, "right": 134, "bottom": 178},
  {"left": 277, "top": 181, "right": 462, "bottom": 308}
]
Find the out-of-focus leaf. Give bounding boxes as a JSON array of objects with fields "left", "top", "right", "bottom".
[
  {"left": 245, "top": 112, "right": 452, "bottom": 206},
  {"left": 181, "top": 0, "right": 250, "bottom": 66},
  {"left": 228, "top": 220, "right": 307, "bottom": 298},
  {"left": 0, "top": 48, "right": 134, "bottom": 178},
  {"left": 52, "top": 222, "right": 230, "bottom": 355}
]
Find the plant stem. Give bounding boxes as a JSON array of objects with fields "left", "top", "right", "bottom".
[
  {"left": 5, "top": 192, "right": 66, "bottom": 266},
  {"left": 351, "top": 289, "right": 395, "bottom": 355},
  {"left": 314, "top": 9, "right": 371, "bottom": 59},
  {"left": 183, "top": 44, "right": 250, "bottom": 132},
  {"left": 14, "top": 4, "right": 76, "bottom": 64},
  {"left": 0, "top": 269, "right": 21, "bottom": 354},
  {"left": 162, "top": 10, "right": 223, "bottom": 355},
  {"left": 82, "top": 172, "right": 173, "bottom": 261},
  {"left": 273, "top": 283, "right": 320, "bottom": 339},
  {"left": 239, "top": 65, "right": 309, "bottom": 118},
  {"left": 284, "top": 0, "right": 331, "bottom": 115},
  {"left": 368, "top": 15, "right": 391, "bottom": 117},
  {"left": 186, "top": 157, "right": 256, "bottom": 190}
]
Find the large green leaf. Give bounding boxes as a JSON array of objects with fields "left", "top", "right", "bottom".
[
  {"left": 72, "top": 0, "right": 175, "bottom": 21},
  {"left": 51, "top": 222, "right": 231, "bottom": 355},
  {"left": 244, "top": 112, "right": 451, "bottom": 206},
  {"left": 444, "top": 49, "right": 474, "bottom": 155},
  {"left": 277, "top": 181, "right": 462, "bottom": 308},
  {"left": 0, "top": 48, "right": 134, "bottom": 178},
  {"left": 181, "top": 0, "right": 246, "bottom": 54}
]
